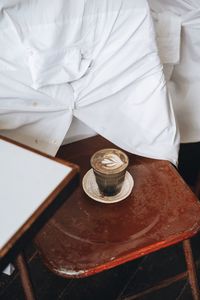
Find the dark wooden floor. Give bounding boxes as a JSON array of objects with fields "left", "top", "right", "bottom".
[{"left": 1, "top": 143, "right": 200, "bottom": 300}]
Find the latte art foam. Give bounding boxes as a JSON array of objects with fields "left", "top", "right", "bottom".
[
  {"left": 101, "top": 154, "right": 124, "bottom": 169},
  {"left": 91, "top": 148, "right": 129, "bottom": 175}
]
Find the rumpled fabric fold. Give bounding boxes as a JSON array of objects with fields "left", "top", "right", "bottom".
[
  {"left": 27, "top": 47, "right": 92, "bottom": 89},
  {"left": 0, "top": 0, "right": 179, "bottom": 165},
  {"left": 149, "top": 0, "right": 200, "bottom": 143}
]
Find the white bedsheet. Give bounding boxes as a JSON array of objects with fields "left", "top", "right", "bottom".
[
  {"left": 0, "top": 0, "right": 179, "bottom": 165},
  {"left": 149, "top": 0, "right": 200, "bottom": 143}
]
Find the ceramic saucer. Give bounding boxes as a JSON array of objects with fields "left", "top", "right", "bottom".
[{"left": 82, "top": 169, "right": 134, "bottom": 204}]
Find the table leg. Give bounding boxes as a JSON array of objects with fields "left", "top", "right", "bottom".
[
  {"left": 183, "top": 239, "right": 200, "bottom": 300},
  {"left": 15, "top": 253, "right": 36, "bottom": 300}
]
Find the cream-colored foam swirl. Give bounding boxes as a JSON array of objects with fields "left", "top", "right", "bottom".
[{"left": 101, "top": 154, "right": 124, "bottom": 169}]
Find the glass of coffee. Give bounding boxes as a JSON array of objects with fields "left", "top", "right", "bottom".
[{"left": 90, "top": 148, "right": 129, "bottom": 196}]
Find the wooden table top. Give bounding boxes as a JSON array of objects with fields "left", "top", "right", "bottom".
[{"left": 35, "top": 136, "right": 200, "bottom": 278}]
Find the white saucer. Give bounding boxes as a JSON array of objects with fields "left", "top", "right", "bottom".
[{"left": 82, "top": 169, "right": 134, "bottom": 204}]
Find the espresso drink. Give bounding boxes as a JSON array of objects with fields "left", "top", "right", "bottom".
[{"left": 91, "top": 148, "right": 129, "bottom": 196}]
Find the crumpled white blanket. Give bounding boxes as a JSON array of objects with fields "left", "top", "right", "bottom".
[{"left": 0, "top": 0, "right": 179, "bottom": 164}]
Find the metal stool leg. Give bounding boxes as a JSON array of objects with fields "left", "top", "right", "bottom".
[
  {"left": 15, "top": 253, "right": 36, "bottom": 300},
  {"left": 183, "top": 239, "right": 200, "bottom": 300}
]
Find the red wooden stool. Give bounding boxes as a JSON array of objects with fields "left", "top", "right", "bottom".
[{"left": 35, "top": 136, "right": 200, "bottom": 299}]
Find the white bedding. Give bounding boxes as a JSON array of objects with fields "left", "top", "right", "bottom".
[
  {"left": 149, "top": 0, "right": 200, "bottom": 143},
  {"left": 0, "top": 0, "right": 179, "bottom": 165}
]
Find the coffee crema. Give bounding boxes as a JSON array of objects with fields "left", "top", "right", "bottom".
[{"left": 91, "top": 148, "right": 129, "bottom": 174}]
